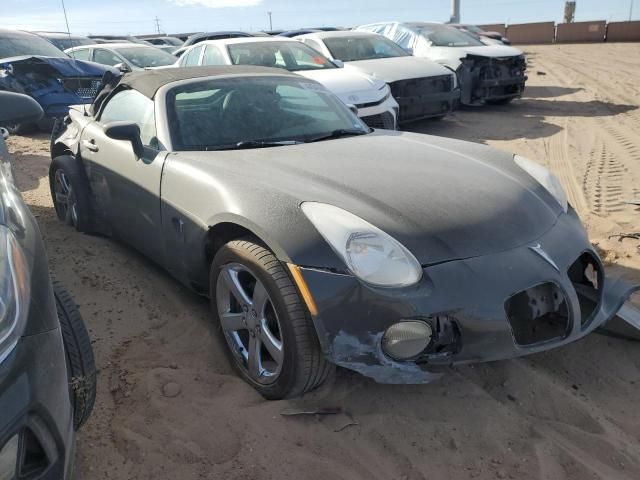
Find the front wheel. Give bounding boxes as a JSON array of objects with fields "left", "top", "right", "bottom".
[
  {"left": 49, "top": 155, "right": 93, "bottom": 233},
  {"left": 210, "top": 239, "right": 332, "bottom": 399}
]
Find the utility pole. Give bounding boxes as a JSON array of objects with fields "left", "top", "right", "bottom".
[
  {"left": 630, "top": 0, "right": 634, "bottom": 21},
  {"left": 450, "top": 0, "right": 460, "bottom": 23},
  {"left": 154, "top": 16, "right": 161, "bottom": 34},
  {"left": 267, "top": 11, "right": 273, "bottom": 30}
]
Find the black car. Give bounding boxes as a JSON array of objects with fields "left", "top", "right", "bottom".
[
  {"left": 0, "top": 91, "right": 96, "bottom": 479},
  {"left": 0, "top": 29, "right": 111, "bottom": 134},
  {"left": 31, "top": 31, "right": 94, "bottom": 51}
]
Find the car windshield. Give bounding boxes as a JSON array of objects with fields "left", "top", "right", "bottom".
[
  {"left": 227, "top": 41, "right": 336, "bottom": 71},
  {"left": 411, "top": 24, "right": 484, "bottom": 47},
  {"left": 323, "top": 35, "right": 409, "bottom": 62},
  {"left": 48, "top": 37, "right": 93, "bottom": 51},
  {"left": 161, "top": 37, "right": 183, "bottom": 46},
  {"left": 0, "top": 33, "right": 67, "bottom": 58},
  {"left": 167, "top": 76, "right": 368, "bottom": 151},
  {"left": 116, "top": 47, "right": 177, "bottom": 68}
]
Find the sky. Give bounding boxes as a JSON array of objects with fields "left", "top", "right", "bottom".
[{"left": 2, "top": 0, "right": 637, "bottom": 36}]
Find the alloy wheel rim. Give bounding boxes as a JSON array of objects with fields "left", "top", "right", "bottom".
[
  {"left": 216, "top": 263, "right": 284, "bottom": 384},
  {"left": 54, "top": 170, "right": 78, "bottom": 226}
]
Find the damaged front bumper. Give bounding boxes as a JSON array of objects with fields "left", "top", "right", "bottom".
[
  {"left": 458, "top": 54, "right": 528, "bottom": 105},
  {"left": 297, "top": 209, "right": 640, "bottom": 384},
  {"left": 0, "top": 56, "right": 109, "bottom": 118},
  {"left": 389, "top": 75, "right": 460, "bottom": 123}
]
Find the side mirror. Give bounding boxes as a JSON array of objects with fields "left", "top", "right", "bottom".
[
  {"left": 0, "top": 91, "right": 43, "bottom": 126},
  {"left": 346, "top": 104, "right": 358, "bottom": 115},
  {"left": 332, "top": 59, "right": 345, "bottom": 68},
  {"left": 114, "top": 62, "right": 132, "bottom": 73},
  {"left": 104, "top": 121, "right": 144, "bottom": 158}
]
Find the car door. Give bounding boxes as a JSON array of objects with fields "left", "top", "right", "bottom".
[{"left": 79, "top": 89, "right": 167, "bottom": 265}]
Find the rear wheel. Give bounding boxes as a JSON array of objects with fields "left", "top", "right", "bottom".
[
  {"left": 49, "top": 155, "right": 93, "bottom": 233},
  {"left": 210, "top": 239, "right": 332, "bottom": 399},
  {"left": 6, "top": 123, "right": 36, "bottom": 135},
  {"left": 53, "top": 279, "right": 96, "bottom": 430}
]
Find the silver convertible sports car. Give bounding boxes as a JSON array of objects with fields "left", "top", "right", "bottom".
[{"left": 50, "top": 67, "right": 639, "bottom": 399}]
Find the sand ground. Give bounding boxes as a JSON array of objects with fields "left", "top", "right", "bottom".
[{"left": 7, "top": 42, "right": 640, "bottom": 480}]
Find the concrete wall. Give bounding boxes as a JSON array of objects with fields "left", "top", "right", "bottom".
[
  {"left": 606, "top": 21, "right": 640, "bottom": 42},
  {"left": 556, "top": 20, "right": 607, "bottom": 43},
  {"left": 507, "top": 22, "right": 555, "bottom": 44},
  {"left": 478, "top": 24, "right": 507, "bottom": 36}
]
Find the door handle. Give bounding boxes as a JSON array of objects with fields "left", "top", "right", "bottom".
[{"left": 82, "top": 139, "right": 99, "bottom": 152}]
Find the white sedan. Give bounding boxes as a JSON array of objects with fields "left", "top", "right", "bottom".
[
  {"left": 297, "top": 31, "right": 459, "bottom": 123},
  {"left": 175, "top": 37, "right": 399, "bottom": 130},
  {"left": 356, "top": 22, "right": 527, "bottom": 105}
]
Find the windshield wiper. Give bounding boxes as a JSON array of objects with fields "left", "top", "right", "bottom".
[
  {"left": 305, "top": 128, "right": 370, "bottom": 143},
  {"left": 207, "top": 140, "right": 303, "bottom": 151}
]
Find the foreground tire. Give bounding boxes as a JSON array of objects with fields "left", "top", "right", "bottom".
[
  {"left": 49, "top": 155, "right": 93, "bottom": 233},
  {"left": 210, "top": 239, "right": 332, "bottom": 399},
  {"left": 53, "top": 279, "right": 96, "bottom": 430}
]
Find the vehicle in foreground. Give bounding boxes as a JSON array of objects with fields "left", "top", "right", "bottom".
[
  {"left": 356, "top": 22, "right": 527, "bottom": 105},
  {"left": 65, "top": 43, "right": 178, "bottom": 71},
  {"left": 450, "top": 24, "right": 511, "bottom": 45},
  {"left": 0, "top": 28, "right": 110, "bottom": 133},
  {"left": 0, "top": 91, "right": 96, "bottom": 478},
  {"left": 298, "top": 31, "right": 459, "bottom": 122},
  {"left": 31, "top": 31, "right": 94, "bottom": 50},
  {"left": 176, "top": 37, "right": 399, "bottom": 129},
  {"left": 50, "top": 67, "right": 639, "bottom": 399}
]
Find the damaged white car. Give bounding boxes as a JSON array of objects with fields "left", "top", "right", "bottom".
[
  {"left": 297, "top": 31, "right": 460, "bottom": 123},
  {"left": 356, "top": 22, "right": 527, "bottom": 105}
]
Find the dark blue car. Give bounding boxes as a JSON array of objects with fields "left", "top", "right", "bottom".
[{"left": 0, "top": 29, "right": 111, "bottom": 133}]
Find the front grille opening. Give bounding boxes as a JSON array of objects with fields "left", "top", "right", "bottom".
[
  {"left": 18, "top": 429, "right": 49, "bottom": 478},
  {"left": 360, "top": 112, "right": 395, "bottom": 130},
  {"left": 505, "top": 282, "right": 570, "bottom": 346},
  {"left": 568, "top": 252, "right": 603, "bottom": 328}
]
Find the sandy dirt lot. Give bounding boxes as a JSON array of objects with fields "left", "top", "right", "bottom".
[{"left": 7, "top": 43, "right": 640, "bottom": 480}]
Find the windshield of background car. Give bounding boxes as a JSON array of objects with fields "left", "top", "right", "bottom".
[
  {"left": 167, "top": 76, "right": 368, "bottom": 151},
  {"left": 410, "top": 24, "right": 484, "bottom": 47},
  {"left": 0, "top": 33, "right": 67, "bottom": 58},
  {"left": 116, "top": 47, "right": 177, "bottom": 68},
  {"left": 324, "top": 35, "right": 409, "bottom": 62},
  {"left": 49, "top": 37, "right": 93, "bottom": 51},
  {"left": 227, "top": 42, "right": 336, "bottom": 71}
]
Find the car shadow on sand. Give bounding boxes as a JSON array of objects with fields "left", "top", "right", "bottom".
[{"left": 406, "top": 97, "right": 638, "bottom": 144}]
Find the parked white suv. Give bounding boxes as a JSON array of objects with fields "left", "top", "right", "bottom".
[
  {"left": 175, "top": 37, "right": 399, "bottom": 129},
  {"left": 356, "top": 22, "right": 527, "bottom": 105}
]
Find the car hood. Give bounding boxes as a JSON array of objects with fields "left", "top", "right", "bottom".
[
  {"left": 344, "top": 56, "right": 454, "bottom": 83},
  {"left": 0, "top": 55, "right": 111, "bottom": 77},
  {"left": 176, "top": 131, "right": 562, "bottom": 265},
  {"left": 296, "top": 68, "right": 388, "bottom": 104},
  {"left": 460, "top": 44, "right": 523, "bottom": 57}
]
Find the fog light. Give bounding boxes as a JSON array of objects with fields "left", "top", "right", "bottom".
[
  {"left": 382, "top": 321, "right": 432, "bottom": 360},
  {"left": 0, "top": 435, "right": 18, "bottom": 480}
]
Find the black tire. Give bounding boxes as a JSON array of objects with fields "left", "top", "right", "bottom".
[
  {"left": 52, "top": 279, "right": 96, "bottom": 430},
  {"left": 6, "top": 122, "right": 36, "bottom": 135},
  {"left": 49, "top": 155, "right": 94, "bottom": 233},
  {"left": 210, "top": 238, "right": 333, "bottom": 399}
]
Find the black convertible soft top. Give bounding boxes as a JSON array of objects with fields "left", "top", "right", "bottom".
[{"left": 92, "top": 65, "right": 296, "bottom": 115}]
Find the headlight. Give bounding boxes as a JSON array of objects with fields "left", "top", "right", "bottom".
[
  {"left": 514, "top": 155, "right": 568, "bottom": 212},
  {"left": 0, "top": 225, "right": 30, "bottom": 364},
  {"left": 301, "top": 202, "right": 422, "bottom": 287}
]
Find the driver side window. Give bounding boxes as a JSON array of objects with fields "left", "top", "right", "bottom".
[
  {"left": 93, "top": 49, "right": 122, "bottom": 66},
  {"left": 100, "top": 90, "right": 158, "bottom": 148}
]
